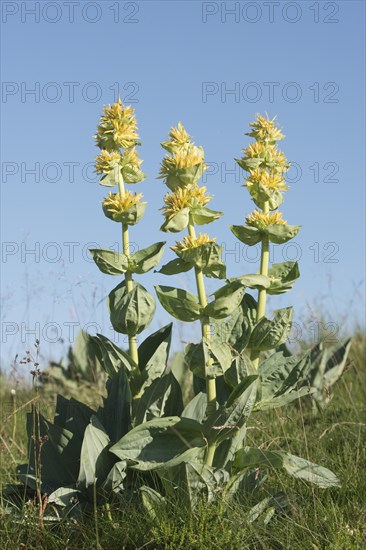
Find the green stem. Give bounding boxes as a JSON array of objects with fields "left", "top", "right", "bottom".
[
  {"left": 187, "top": 217, "right": 217, "bottom": 466},
  {"left": 104, "top": 502, "right": 113, "bottom": 523},
  {"left": 251, "top": 201, "right": 270, "bottom": 370},
  {"left": 11, "top": 390, "right": 16, "bottom": 443},
  {"left": 118, "top": 173, "right": 139, "bottom": 367}
]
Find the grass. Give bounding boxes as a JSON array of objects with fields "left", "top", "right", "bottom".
[{"left": 0, "top": 333, "right": 365, "bottom": 549}]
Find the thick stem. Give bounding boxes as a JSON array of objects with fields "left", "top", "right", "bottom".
[
  {"left": 118, "top": 173, "right": 139, "bottom": 367},
  {"left": 187, "top": 217, "right": 217, "bottom": 466},
  {"left": 251, "top": 201, "right": 270, "bottom": 369}
]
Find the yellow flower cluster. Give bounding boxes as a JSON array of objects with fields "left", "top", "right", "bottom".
[
  {"left": 160, "top": 144, "right": 206, "bottom": 177},
  {"left": 246, "top": 210, "right": 287, "bottom": 229},
  {"left": 95, "top": 150, "right": 122, "bottom": 175},
  {"left": 102, "top": 190, "right": 143, "bottom": 215},
  {"left": 159, "top": 123, "right": 207, "bottom": 183},
  {"left": 162, "top": 184, "right": 212, "bottom": 219},
  {"left": 161, "top": 121, "right": 192, "bottom": 152},
  {"left": 247, "top": 114, "right": 284, "bottom": 143},
  {"left": 95, "top": 99, "right": 139, "bottom": 151},
  {"left": 236, "top": 114, "right": 290, "bottom": 204},
  {"left": 171, "top": 233, "right": 215, "bottom": 253},
  {"left": 246, "top": 168, "right": 288, "bottom": 192},
  {"left": 122, "top": 147, "right": 143, "bottom": 168},
  {"left": 243, "top": 142, "right": 288, "bottom": 171}
]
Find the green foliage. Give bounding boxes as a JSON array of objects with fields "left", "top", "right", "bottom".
[
  {"left": 248, "top": 307, "right": 294, "bottom": 351},
  {"left": 43, "top": 329, "right": 103, "bottom": 390},
  {"left": 89, "top": 248, "right": 129, "bottom": 275},
  {"left": 129, "top": 241, "right": 166, "bottom": 274},
  {"left": 303, "top": 338, "right": 352, "bottom": 412},
  {"left": 108, "top": 280, "right": 156, "bottom": 335},
  {"left": 155, "top": 286, "right": 202, "bottom": 322},
  {"left": 3, "top": 111, "right": 348, "bottom": 535},
  {"left": 267, "top": 261, "right": 300, "bottom": 295},
  {"left": 103, "top": 200, "right": 147, "bottom": 225},
  {"left": 230, "top": 223, "right": 301, "bottom": 246}
]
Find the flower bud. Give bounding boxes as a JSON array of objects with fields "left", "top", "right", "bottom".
[
  {"left": 95, "top": 99, "right": 139, "bottom": 151},
  {"left": 102, "top": 191, "right": 146, "bottom": 224},
  {"left": 171, "top": 233, "right": 216, "bottom": 254},
  {"left": 162, "top": 184, "right": 212, "bottom": 220},
  {"left": 95, "top": 150, "right": 122, "bottom": 175},
  {"left": 246, "top": 114, "right": 285, "bottom": 144},
  {"left": 246, "top": 210, "right": 287, "bottom": 230}
]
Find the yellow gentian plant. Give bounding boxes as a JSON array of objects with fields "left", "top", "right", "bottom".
[
  {"left": 92, "top": 99, "right": 165, "bottom": 367},
  {"left": 12, "top": 111, "right": 342, "bottom": 522}
]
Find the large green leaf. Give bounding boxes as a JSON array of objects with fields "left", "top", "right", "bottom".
[
  {"left": 54, "top": 395, "right": 95, "bottom": 440},
  {"left": 248, "top": 307, "right": 293, "bottom": 351},
  {"left": 130, "top": 323, "right": 173, "bottom": 398},
  {"left": 157, "top": 257, "right": 193, "bottom": 275},
  {"left": 185, "top": 338, "right": 232, "bottom": 379},
  {"left": 213, "top": 425, "right": 247, "bottom": 470},
  {"left": 204, "top": 282, "right": 246, "bottom": 319},
  {"left": 77, "top": 416, "right": 115, "bottom": 490},
  {"left": 99, "top": 165, "right": 119, "bottom": 188},
  {"left": 258, "top": 350, "right": 312, "bottom": 402},
  {"left": 254, "top": 387, "right": 314, "bottom": 411},
  {"left": 89, "top": 248, "right": 128, "bottom": 275},
  {"left": 100, "top": 461, "right": 127, "bottom": 494},
  {"left": 138, "top": 323, "right": 172, "bottom": 372},
  {"left": 67, "top": 329, "right": 101, "bottom": 379},
  {"left": 110, "top": 417, "right": 206, "bottom": 470},
  {"left": 191, "top": 207, "right": 223, "bottom": 226},
  {"left": 129, "top": 241, "right": 166, "bottom": 274},
  {"left": 224, "top": 354, "right": 254, "bottom": 389},
  {"left": 309, "top": 339, "right": 352, "bottom": 409},
  {"left": 90, "top": 333, "right": 136, "bottom": 378},
  {"left": 231, "top": 274, "right": 270, "bottom": 290},
  {"left": 48, "top": 486, "right": 81, "bottom": 507},
  {"left": 266, "top": 224, "right": 301, "bottom": 244},
  {"left": 22, "top": 412, "right": 81, "bottom": 491},
  {"left": 158, "top": 461, "right": 228, "bottom": 509},
  {"left": 205, "top": 376, "right": 257, "bottom": 445},
  {"left": 212, "top": 294, "right": 258, "bottom": 353},
  {"left": 155, "top": 285, "right": 202, "bottom": 322},
  {"left": 109, "top": 281, "right": 156, "bottom": 335},
  {"left": 182, "top": 393, "right": 207, "bottom": 424},
  {"left": 267, "top": 262, "right": 300, "bottom": 295},
  {"left": 160, "top": 208, "right": 189, "bottom": 232},
  {"left": 98, "top": 366, "right": 132, "bottom": 442},
  {"left": 323, "top": 339, "right": 351, "bottom": 387},
  {"left": 234, "top": 447, "right": 340, "bottom": 488},
  {"left": 230, "top": 225, "right": 262, "bottom": 246},
  {"left": 134, "top": 372, "right": 183, "bottom": 424}
]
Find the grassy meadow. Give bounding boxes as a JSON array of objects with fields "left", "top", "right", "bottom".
[{"left": 0, "top": 332, "right": 365, "bottom": 550}]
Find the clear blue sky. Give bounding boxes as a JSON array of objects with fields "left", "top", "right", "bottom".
[{"left": 1, "top": 0, "right": 365, "bottom": 368}]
